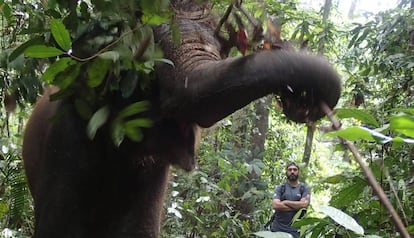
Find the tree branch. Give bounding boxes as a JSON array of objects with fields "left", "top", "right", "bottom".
[{"left": 320, "top": 101, "right": 411, "bottom": 238}]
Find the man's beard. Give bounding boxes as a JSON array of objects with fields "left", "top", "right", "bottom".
[{"left": 287, "top": 174, "right": 298, "bottom": 181}]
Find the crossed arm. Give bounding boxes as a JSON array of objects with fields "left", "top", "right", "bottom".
[{"left": 272, "top": 194, "right": 310, "bottom": 211}]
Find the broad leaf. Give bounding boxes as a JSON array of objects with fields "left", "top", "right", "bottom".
[
  {"left": 124, "top": 126, "right": 143, "bottom": 142},
  {"left": 124, "top": 118, "right": 153, "bottom": 129},
  {"left": 326, "top": 126, "right": 391, "bottom": 143},
  {"left": 253, "top": 231, "right": 293, "bottom": 238},
  {"left": 24, "top": 45, "right": 64, "bottom": 58},
  {"left": 99, "top": 51, "right": 120, "bottom": 61},
  {"left": 330, "top": 177, "right": 366, "bottom": 208},
  {"left": 120, "top": 70, "right": 138, "bottom": 98},
  {"left": 0, "top": 2, "right": 12, "bottom": 21},
  {"left": 123, "top": 118, "right": 153, "bottom": 142},
  {"left": 323, "top": 174, "right": 347, "bottom": 184},
  {"left": 118, "top": 101, "right": 151, "bottom": 119},
  {"left": 319, "top": 205, "right": 364, "bottom": 235},
  {"left": 42, "top": 58, "right": 76, "bottom": 84},
  {"left": 50, "top": 18, "right": 71, "bottom": 51},
  {"left": 9, "top": 37, "right": 44, "bottom": 61},
  {"left": 75, "top": 99, "right": 93, "bottom": 120},
  {"left": 390, "top": 114, "right": 414, "bottom": 138},
  {"left": 336, "top": 109, "right": 379, "bottom": 127},
  {"left": 53, "top": 63, "right": 81, "bottom": 90},
  {"left": 292, "top": 217, "right": 326, "bottom": 227},
  {"left": 111, "top": 119, "right": 125, "bottom": 147},
  {"left": 87, "top": 106, "right": 110, "bottom": 140},
  {"left": 87, "top": 58, "right": 111, "bottom": 88}
]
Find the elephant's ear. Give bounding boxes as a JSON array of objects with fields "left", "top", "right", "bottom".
[
  {"left": 176, "top": 123, "right": 201, "bottom": 171},
  {"left": 158, "top": 120, "right": 201, "bottom": 171}
]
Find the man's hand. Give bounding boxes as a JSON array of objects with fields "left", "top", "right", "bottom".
[
  {"left": 272, "top": 199, "right": 293, "bottom": 211},
  {"left": 272, "top": 194, "right": 310, "bottom": 211}
]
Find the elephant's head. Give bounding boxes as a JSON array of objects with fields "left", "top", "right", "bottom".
[{"left": 154, "top": 1, "right": 341, "bottom": 129}]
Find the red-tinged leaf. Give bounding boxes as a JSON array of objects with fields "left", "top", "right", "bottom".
[{"left": 236, "top": 29, "right": 248, "bottom": 55}]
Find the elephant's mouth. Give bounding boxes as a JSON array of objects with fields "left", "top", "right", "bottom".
[{"left": 280, "top": 86, "right": 325, "bottom": 123}]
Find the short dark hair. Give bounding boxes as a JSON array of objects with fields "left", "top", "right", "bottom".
[{"left": 286, "top": 162, "right": 299, "bottom": 170}]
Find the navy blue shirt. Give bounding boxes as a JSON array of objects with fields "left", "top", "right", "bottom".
[{"left": 271, "top": 183, "right": 311, "bottom": 237}]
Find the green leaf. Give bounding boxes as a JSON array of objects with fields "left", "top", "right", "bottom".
[
  {"left": 407, "top": 224, "right": 414, "bottom": 233},
  {"left": 319, "top": 205, "right": 364, "bottom": 235},
  {"left": 323, "top": 174, "right": 347, "bottom": 184},
  {"left": 24, "top": 45, "right": 64, "bottom": 58},
  {"left": 330, "top": 177, "right": 366, "bottom": 208},
  {"left": 53, "top": 63, "right": 81, "bottom": 90},
  {"left": 253, "top": 231, "right": 293, "bottom": 238},
  {"left": 326, "top": 126, "right": 391, "bottom": 143},
  {"left": 49, "top": 88, "right": 75, "bottom": 101},
  {"left": 111, "top": 119, "right": 125, "bottom": 147},
  {"left": 9, "top": 37, "right": 44, "bottom": 61},
  {"left": 309, "top": 222, "right": 327, "bottom": 238},
  {"left": 141, "top": 14, "right": 170, "bottom": 25},
  {"left": 292, "top": 217, "right": 326, "bottom": 227},
  {"left": 87, "top": 106, "right": 110, "bottom": 140},
  {"left": 75, "top": 99, "right": 93, "bottom": 120},
  {"left": 0, "top": 2, "right": 12, "bottom": 21},
  {"left": 390, "top": 114, "right": 414, "bottom": 138},
  {"left": 50, "top": 18, "right": 71, "bottom": 51},
  {"left": 120, "top": 70, "right": 139, "bottom": 98},
  {"left": 336, "top": 109, "right": 379, "bottom": 127},
  {"left": 124, "top": 125, "right": 143, "bottom": 142},
  {"left": 118, "top": 101, "right": 151, "bottom": 119},
  {"left": 99, "top": 51, "right": 120, "bottom": 61},
  {"left": 42, "top": 58, "right": 76, "bottom": 84},
  {"left": 391, "top": 136, "right": 414, "bottom": 144},
  {"left": 87, "top": 58, "right": 111, "bottom": 88},
  {"left": 124, "top": 118, "right": 153, "bottom": 129},
  {"left": 123, "top": 118, "right": 153, "bottom": 142},
  {"left": 0, "top": 200, "right": 8, "bottom": 219}
]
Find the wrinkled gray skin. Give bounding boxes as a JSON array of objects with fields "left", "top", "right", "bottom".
[{"left": 22, "top": 0, "right": 341, "bottom": 237}]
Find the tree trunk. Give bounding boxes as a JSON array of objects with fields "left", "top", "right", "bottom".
[
  {"left": 249, "top": 96, "right": 270, "bottom": 164},
  {"left": 317, "top": 0, "right": 332, "bottom": 55},
  {"left": 347, "top": 0, "right": 358, "bottom": 20}
]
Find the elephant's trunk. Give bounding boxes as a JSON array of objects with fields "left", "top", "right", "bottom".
[{"left": 159, "top": 50, "right": 341, "bottom": 128}]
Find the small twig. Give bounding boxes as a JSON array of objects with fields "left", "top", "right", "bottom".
[
  {"left": 320, "top": 102, "right": 340, "bottom": 130},
  {"left": 235, "top": 4, "right": 261, "bottom": 31},
  {"left": 69, "top": 26, "right": 142, "bottom": 62},
  {"left": 386, "top": 171, "right": 409, "bottom": 226},
  {"left": 133, "top": 36, "right": 151, "bottom": 60},
  {"left": 320, "top": 101, "right": 411, "bottom": 238},
  {"left": 214, "top": 4, "right": 233, "bottom": 36}
]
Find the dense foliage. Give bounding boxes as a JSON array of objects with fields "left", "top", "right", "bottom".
[{"left": 0, "top": 0, "right": 413, "bottom": 237}]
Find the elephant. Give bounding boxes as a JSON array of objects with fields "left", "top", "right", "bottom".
[{"left": 22, "top": 0, "right": 341, "bottom": 237}]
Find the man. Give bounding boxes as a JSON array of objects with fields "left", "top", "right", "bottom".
[{"left": 271, "top": 162, "right": 311, "bottom": 238}]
